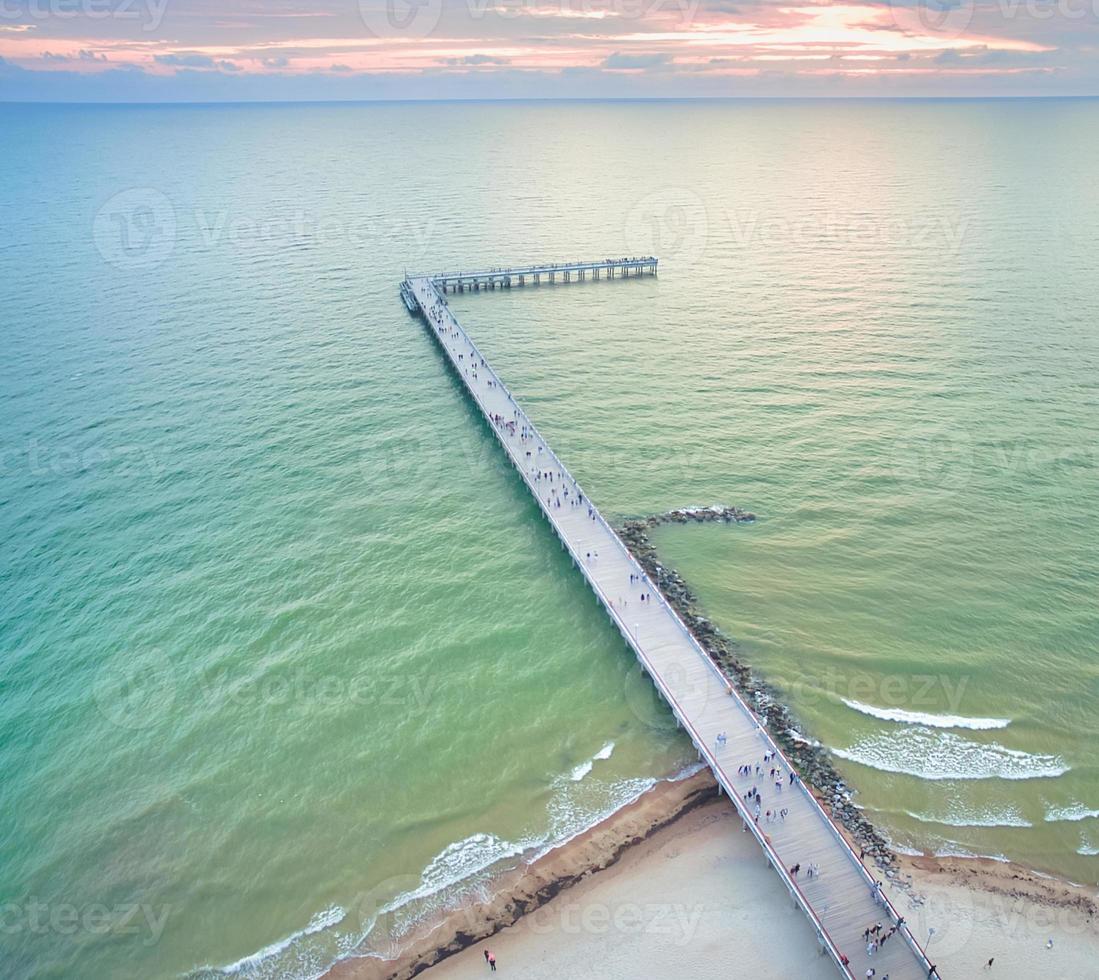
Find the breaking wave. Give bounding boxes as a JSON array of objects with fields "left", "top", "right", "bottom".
[
  {"left": 1045, "top": 804, "right": 1099, "bottom": 823},
  {"left": 831, "top": 728, "right": 1068, "bottom": 781},
  {"left": 842, "top": 699, "right": 1010, "bottom": 731},
  {"left": 569, "top": 741, "right": 615, "bottom": 782},
  {"left": 195, "top": 904, "right": 346, "bottom": 977}
]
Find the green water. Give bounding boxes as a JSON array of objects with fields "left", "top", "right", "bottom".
[{"left": 1, "top": 100, "right": 1097, "bottom": 979}]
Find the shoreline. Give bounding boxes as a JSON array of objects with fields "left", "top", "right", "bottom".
[
  {"left": 325, "top": 770, "right": 721, "bottom": 980},
  {"left": 326, "top": 770, "right": 1097, "bottom": 980}
]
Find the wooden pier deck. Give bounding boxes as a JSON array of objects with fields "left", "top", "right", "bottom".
[{"left": 401, "top": 262, "right": 939, "bottom": 980}]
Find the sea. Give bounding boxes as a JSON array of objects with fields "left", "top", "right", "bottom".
[{"left": 1, "top": 99, "right": 1097, "bottom": 979}]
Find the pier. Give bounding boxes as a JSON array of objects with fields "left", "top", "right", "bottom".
[
  {"left": 400, "top": 261, "right": 938, "bottom": 980},
  {"left": 410, "top": 256, "right": 658, "bottom": 293}
]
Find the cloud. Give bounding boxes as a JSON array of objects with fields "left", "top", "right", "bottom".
[
  {"left": 602, "top": 52, "right": 669, "bottom": 69},
  {"left": 155, "top": 52, "right": 218, "bottom": 68},
  {"left": 262, "top": 55, "right": 290, "bottom": 68},
  {"left": 39, "top": 48, "right": 108, "bottom": 65},
  {"left": 441, "top": 54, "right": 511, "bottom": 66},
  {"left": 153, "top": 52, "right": 240, "bottom": 72}
]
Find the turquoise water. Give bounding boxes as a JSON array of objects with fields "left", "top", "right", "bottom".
[{"left": 1, "top": 100, "right": 1097, "bottom": 979}]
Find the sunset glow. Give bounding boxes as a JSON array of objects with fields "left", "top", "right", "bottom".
[{"left": 0, "top": 0, "right": 1093, "bottom": 99}]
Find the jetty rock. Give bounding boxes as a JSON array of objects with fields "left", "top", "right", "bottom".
[{"left": 647, "top": 505, "right": 756, "bottom": 525}]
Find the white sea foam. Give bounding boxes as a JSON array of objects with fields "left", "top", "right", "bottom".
[
  {"left": 1044, "top": 804, "right": 1099, "bottom": 823},
  {"left": 933, "top": 847, "right": 1010, "bottom": 863},
  {"left": 416, "top": 833, "right": 529, "bottom": 899},
  {"left": 1077, "top": 844, "right": 1099, "bottom": 856},
  {"left": 831, "top": 728, "right": 1068, "bottom": 781},
  {"left": 670, "top": 761, "right": 708, "bottom": 781},
  {"left": 842, "top": 698, "right": 1010, "bottom": 731},
  {"left": 569, "top": 741, "right": 616, "bottom": 781},
  {"left": 569, "top": 760, "right": 594, "bottom": 781},
  {"left": 786, "top": 728, "right": 820, "bottom": 747},
  {"left": 206, "top": 904, "right": 345, "bottom": 975}
]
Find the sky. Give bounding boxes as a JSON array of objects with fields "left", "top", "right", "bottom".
[{"left": 0, "top": 0, "right": 1097, "bottom": 101}]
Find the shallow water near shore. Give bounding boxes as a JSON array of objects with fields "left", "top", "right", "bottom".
[{"left": 1, "top": 99, "right": 1097, "bottom": 979}]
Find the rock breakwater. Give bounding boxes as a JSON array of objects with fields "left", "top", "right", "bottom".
[{"left": 618, "top": 507, "right": 899, "bottom": 878}]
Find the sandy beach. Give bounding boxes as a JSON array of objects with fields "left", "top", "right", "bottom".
[{"left": 328, "top": 770, "right": 1099, "bottom": 980}]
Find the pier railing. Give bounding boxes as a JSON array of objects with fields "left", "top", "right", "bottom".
[{"left": 407, "top": 257, "right": 658, "bottom": 293}]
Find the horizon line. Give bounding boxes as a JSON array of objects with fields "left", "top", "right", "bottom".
[{"left": 4, "top": 94, "right": 1099, "bottom": 108}]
